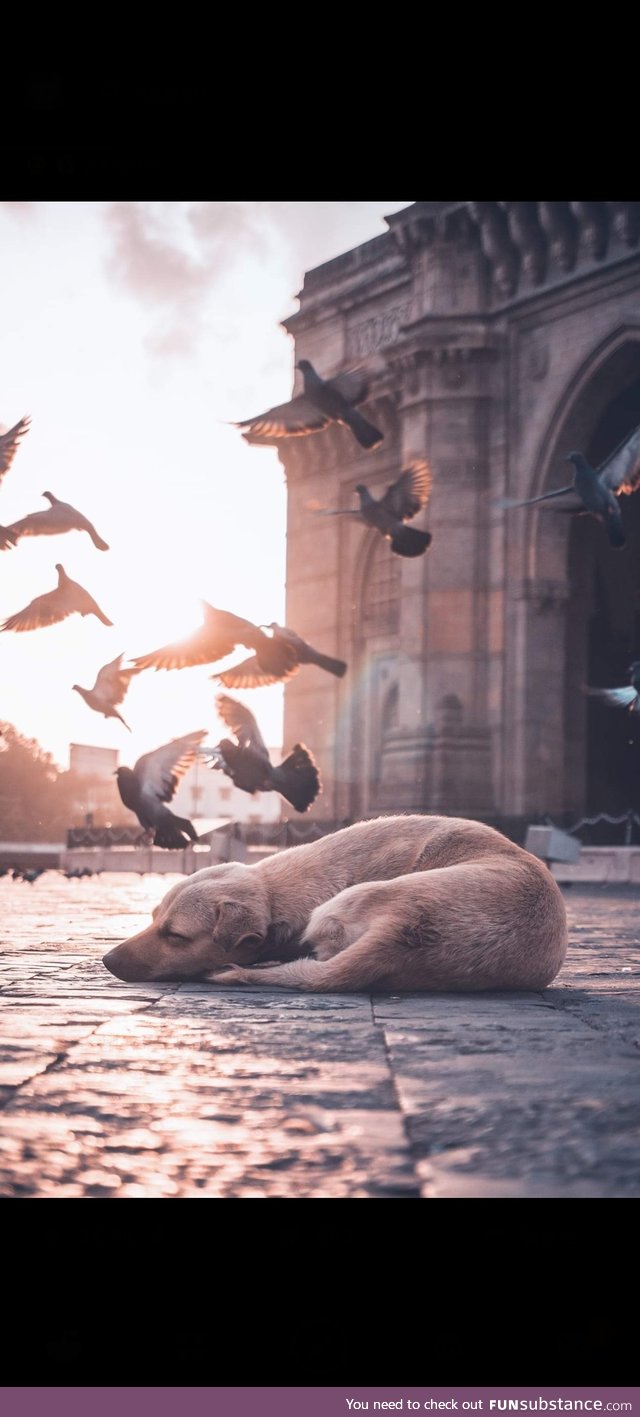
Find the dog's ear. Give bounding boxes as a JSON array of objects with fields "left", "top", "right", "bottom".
[{"left": 213, "top": 899, "right": 264, "bottom": 958}]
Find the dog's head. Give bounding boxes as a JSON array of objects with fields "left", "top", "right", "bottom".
[{"left": 102, "top": 864, "right": 270, "bottom": 982}]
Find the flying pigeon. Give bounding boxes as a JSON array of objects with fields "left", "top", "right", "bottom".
[
  {"left": 207, "top": 694, "right": 321, "bottom": 812},
  {"left": 0, "top": 492, "right": 109, "bottom": 551},
  {"left": 585, "top": 661, "right": 640, "bottom": 715},
  {"left": 498, "top": 422, "right": 640, "bottom": 548},
  {"left": 0, "top": 416, "right": 30, "bottom": 487},
  {"left": 0, "top": 525, "right": 19, "bottom": 551},
  {"left": 313, "top": 459, "right": 433, "bottom": 557},
  {"left": 0, "top": 563, "right": 113, "bottom": 633},
  {"left": 115, "top": 730, "right": 207, "bottom": 849},
  {"left": 131, "top": 604, "right": 347, "bottom": 686},
  {"left": 72, "top": 654, "right": 141, "bottom": 730},
  {"left": 236, "top": 360, "right": 383, "bottom": 450}
]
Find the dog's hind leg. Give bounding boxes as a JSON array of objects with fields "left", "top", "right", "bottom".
[{"left": 207, "top": 927, "right": 393, "bottom": 993}]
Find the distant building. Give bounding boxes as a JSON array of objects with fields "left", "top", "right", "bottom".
[
  {"left": 69, "top": 744, "right": 119, "bottom": 777},
  {"left": 275, "top": 200, "right": 640, "bottom": 826},
  {"left": 68, "top": 743, "right": 121, "bottom": 821}
]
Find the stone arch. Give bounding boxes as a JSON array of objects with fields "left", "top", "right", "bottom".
[
  {"left": 347, "top": 533, "right": 404, "bottom": 816},
  {"left": 513, "top": 328, "right": 640, "bottom": 816},
  {"left": 529, "top": 324, "right": 640, "bottom": 580},
  {"left": 354, "top": 529, "right": 401, "bottom": 643}
]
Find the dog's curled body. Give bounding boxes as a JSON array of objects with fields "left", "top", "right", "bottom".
[{"left": 103, "top": 814, "right": 567, "bottom": 992}]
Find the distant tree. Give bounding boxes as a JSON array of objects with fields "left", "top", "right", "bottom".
[{"left": 0, "top": 722, "right": 128, "bottom": 839}]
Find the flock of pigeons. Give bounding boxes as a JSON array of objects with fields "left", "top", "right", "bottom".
[
  {"left": 0, "top": 865, "right": 97, "bottom": 884},
  {"left": 2, "top": 359, "right": 640, "bottom": 850}
]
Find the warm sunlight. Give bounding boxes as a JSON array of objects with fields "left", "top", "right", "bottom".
[{"left": 0, "top": 201, "right": 410, "bottom": 767}]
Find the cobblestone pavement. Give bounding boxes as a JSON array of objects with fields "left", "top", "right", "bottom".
[{"left": 0, "top": 873, "right": 639, "bottom": 1197}]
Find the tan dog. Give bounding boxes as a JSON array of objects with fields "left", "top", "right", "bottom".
[{"left": 103, "top": 815, "right": 567, "bottom": 991}]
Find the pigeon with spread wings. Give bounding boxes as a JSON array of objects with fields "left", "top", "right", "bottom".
[
  {"left": 236, "top": 361, "right": 383, "bottom": 450},
  {"left": 1, "top": 564, "right": 113, "bottom": 633},
  {"left": 0, "top": 415, "right": 30, "bottom": 487},
  {"left": 215, "top": 621, "right": 347, "bottom": 689},
  {"left": 498, "top": 422, "right": 640, "bottom": 549},
  {"left": 73, "top": 654, "right": 141, "bottom": 731},
  {"left": 585, "top": 661, "right": 640, "bottom": 715},
  {"left": 115, "top": 730, "right": 207, "bottom": 849},
  {"left": 207, "top": 694, "right": 321, "bottom": 813},
  {"left": 0, "top": 492, "right": 109, "bottom": 552},
  {"left": 132, "top": 603, "right": 347, "bottom": 686},
  {"left": 313, "top": 459, "right": 433, "bottom": 558}
]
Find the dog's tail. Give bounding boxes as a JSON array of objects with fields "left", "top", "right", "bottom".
[{"left": 208, "top": 928, "right": 391, "bottom": 993}]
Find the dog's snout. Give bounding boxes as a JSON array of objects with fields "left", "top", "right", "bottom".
[{"left": 102, "top": 946, "right": 146, "bottom": 982}]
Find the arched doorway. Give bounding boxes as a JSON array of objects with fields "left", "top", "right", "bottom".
[
  {"left": 533, "top": 336, "right": 640, "bottom": 819},
  {"left": 565, "top": 379, "right": 640, "bottom": 814}
]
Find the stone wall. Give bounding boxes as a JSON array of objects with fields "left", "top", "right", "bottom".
[{"left": 277, "top": 203, "right": 640, "bottom": 823}]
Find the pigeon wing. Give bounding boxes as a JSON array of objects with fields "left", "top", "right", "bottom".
[
  {"left": 200, "top": 603, "right": 262, "bottom": 652},
  {"left": 2, "top": 509, "right": 56, "bottom": 539},
  {"left": 0, "top": 416, "right": 31, "bottom": 482},
  {"left": 131, "top": 603, "right": 255, "bottom": 672},
  {"left": 585, "top": 686, "right": 638, "bottom": 709},
  {"left": 597, "top": 423, "right": 640, "bottom": 496},
  {"left": 134, "top": 730, "right": 208, "bottom": 805},
  {"left": 93, "top": 654, "right": 140, "bottom": 706},
  {"left": 497, "top": 486, "right": 577, "bottom": 511},
  {"left": 327, "top": 370, "right": 370, "bottom": 406},
  {"left": 215, "top": 693, "right": 269, "bottom": 758},
  {"left": 132, "top": 625, "right": 221, "bottom": 671},
  {"left": 215, "top": 655, "right": 299, "bottom": 689},
  {"left": 379, "top": 460, "right": 433, "bottom": 521},
  {"left": 237, "top": 394, "right": 330, "bottom": 440},
  {"left": 1, "top": 587, "right": 69, "bottom": 633}
]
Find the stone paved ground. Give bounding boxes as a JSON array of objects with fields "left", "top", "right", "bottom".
[{"left": 0, "top": 873, "right": 639, "bottom": 1198}]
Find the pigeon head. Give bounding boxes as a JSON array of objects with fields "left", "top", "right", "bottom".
[
  {"left": 42, "top": 491, "right": 56, "bottom": 502},
  {"left": 564, "top": 452, "right": 587, "bottom": 468},
  {"left": 296, "top": 360, "right": 311, "bottom": 372},
  {"left": 628, "top": 660, "right": 640, "bottom": 675},
  {"left": 71, "top": 684, "right": 82, "bottom": 694}
]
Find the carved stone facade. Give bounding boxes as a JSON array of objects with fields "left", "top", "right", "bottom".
[{"left": 276, "top": 201, "right": 640, "bottom": 824}]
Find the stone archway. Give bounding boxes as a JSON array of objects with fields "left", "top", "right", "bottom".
[{"left": 528, "top": 333, "right": 640, "bottom": 817}]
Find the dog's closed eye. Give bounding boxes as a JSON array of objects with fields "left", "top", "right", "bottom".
[{"left": 161, "top": 928, "right": 191, "bottom": 945}]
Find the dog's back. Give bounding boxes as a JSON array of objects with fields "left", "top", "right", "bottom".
[{"left": 211, "top": 824, "right": 568, "bottom": 994}]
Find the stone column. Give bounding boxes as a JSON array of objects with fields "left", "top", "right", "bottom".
[
  {"left": 379, "top": 330, "right": 501, "bottom": 817},
  {"left": 503, "top": 578, "right": 570, "bottom": 817}
]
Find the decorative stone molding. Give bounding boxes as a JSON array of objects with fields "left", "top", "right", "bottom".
[
  {"left": 570, "top": 201, "right": 608, "bottom": 261},
  {"left": 468, "top": 202, "right": 519, "bottom": 298},
  {"left": 346, "top": 301, "right": 414, "bottom": 360},
  {"left": 535, "top": 202, "right": 578, "bottom": 274},
  {"left": 500, "top": 202, "right": 547, "bottom": 286},
  {"left": 607, "top": 201, "right": 640, "bottom": 248}
]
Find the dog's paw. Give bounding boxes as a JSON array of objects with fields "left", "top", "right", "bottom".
[{"left": 206, "top": 967, "right": 253, "bottom": 987}]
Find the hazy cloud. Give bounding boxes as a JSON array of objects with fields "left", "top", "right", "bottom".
[
  {"left": 104, "top": 202, "right": 269, "bottom": 360},
  {"left": 1, "top": 202, "right": 36, "bottom": 220}
]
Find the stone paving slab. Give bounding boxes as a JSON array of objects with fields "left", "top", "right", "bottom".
[{"left": 0, "top": 873, "right": 638, "bottom": 1197}]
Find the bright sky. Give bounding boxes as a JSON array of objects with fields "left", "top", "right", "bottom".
[{"left": 0, "top": 201, "right": 411, "bottom": 769}]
